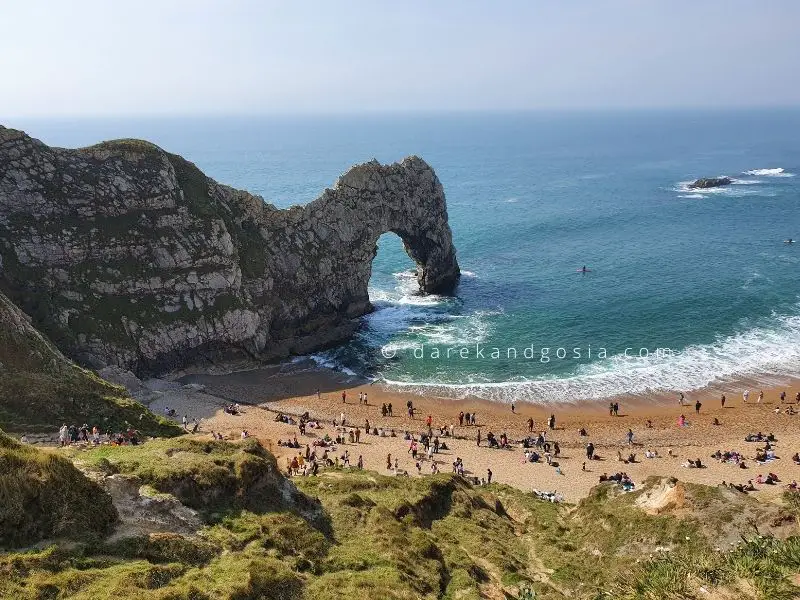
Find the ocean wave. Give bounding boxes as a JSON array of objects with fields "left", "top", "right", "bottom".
[
  {"left": 460, "top": 270, "right": 478, "bottom": 278},
  {"left": 674, "top": 180, "right": 765, "bottom": 197},
  {"left": 380, "top": 308, "right": 800, "bottom": 403},
  {"left": 678, "top": 194, "right": 705, "bottom": 199},
  {"left": 744, "top": 167, "right": 794, "bottom": 177},
  {"left": 292, "top": 353, "right": 359, "bottom": 378}
]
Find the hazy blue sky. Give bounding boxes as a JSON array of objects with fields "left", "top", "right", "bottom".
[{"left": 2, "top": 0, "right": 799, "bottom": 116}]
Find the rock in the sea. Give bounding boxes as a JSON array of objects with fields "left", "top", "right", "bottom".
[
  {"left": 0, "top": 126, "right": 460, "bottom": 374},
  {"left": 688, "top": 176, "right": 732, "bottom": 189}
]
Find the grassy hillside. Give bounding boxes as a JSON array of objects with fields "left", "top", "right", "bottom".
[
  {"left": 0, "top": 431, "right": 117, "bottom": 548},
  {"left": 0, "top": 290, "right": 180, "bottom": 435},
  {"left": 0, "top": 435, "right": 798, "bottom": 599}
]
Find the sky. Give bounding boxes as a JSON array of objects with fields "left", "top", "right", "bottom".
[{"left": 1, "top": 0, "right": 799, "bottom": 117}]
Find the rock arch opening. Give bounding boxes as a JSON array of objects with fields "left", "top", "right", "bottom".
[{"left": 368, "top": 232, "right": 420, "bottom": 306}]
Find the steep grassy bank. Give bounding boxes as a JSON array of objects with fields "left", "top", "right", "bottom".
[
  {"left": 0, "top": 432, "right": 117, "bottom": 548},
  {"left": 1, "top": 435, "right": 798, "bottom": 599},
  {"left": 0, "top": 290, "right": 179, "bottom": 435}
]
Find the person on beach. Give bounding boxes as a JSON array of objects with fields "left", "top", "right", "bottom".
[
  {"left": 586, "top": 442, "right": 595, "bottom": 460},
  {"left": 609, "top": 402, "right": 614, "bottom": 416},
  {"left": 780, "top": 391, "right": 786, "bottom": 403},
  {"left": 527, "top": 417, "right": 534, "bottom": 432},
  {"left": 614, "top": 402, "right": 619, "bottom": 416},
  {"left": 382, "top": 403, "right": 387, "bottom": 417},
  {"left": 795, "top": 392, "right": 800, "bottom": 404},
  {"left": 316, "top": 388, "right": 321, "bottom": 399},
  {"left": 459, "top": 411, "right": 464, "bottom": 426},
  {"left": 357, "top": 455, "right": 363, "bottom": 470},
  {"left": 477, "top": 428, "right": 481, "bottom": 447},
  {"left": 743, "top": 389, "right": 750, "bottom": 403},
  {"left": 695, "top": 400, "right": 702, "bottom": 414},
  {"left": 511, "top": 402, "right": 516, "bottom": 414},
  {"left": 678, "top": 414, "right": 686, "bottom": 427},
  {"left": 386, "top": 454, "right": 392, "bottom": 469},
  {"left": 678, "top": 392, "right": 685, "bottom": 405},
  {"left": 471, "top": 413, "right": 477, "bottom": 426},
  {"left": 721, "top": 394, "right": 726, "bottom": 408},
  {"left": 464, "top": 411, "right": 470, "bottom": 425},
  {"left": 626, "top": 429, "right": 634, "bottom": 445},
  {"left": 426, "top": 414, "right": 433, "bottom": 427},
  {"left": 363, "top": 392, "right": 368, "bottom": 405},
  {"left": 757, "top": 390, "right": 764, "bottom": 404},
  {"left": 548, "top": 414, "right": 556, "bottom": 430},
  {"left": 487, "top": 468, "right": 493, "bottom": 484},
  {"left": 342, "top": 391, "right": 347, "bottom": 403}
]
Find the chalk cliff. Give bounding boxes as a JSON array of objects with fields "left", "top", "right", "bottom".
[{"left": 0, "top": 126, "right": 459, "bottom": 374}]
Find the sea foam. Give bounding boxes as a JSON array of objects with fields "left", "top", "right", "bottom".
[
  {"left": 380, "top": 306, "right": 800, "bottom": 404},
  {"left": 744, "top": 167, "right": 794, "bottom": 177}
]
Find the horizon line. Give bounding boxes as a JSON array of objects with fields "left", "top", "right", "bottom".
[{"left": 5, "top": 104, "right": 800, "bottom": 121}]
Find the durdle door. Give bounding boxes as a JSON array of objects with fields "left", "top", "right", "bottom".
[{"left": 0, "top": 126, "right": 460, "bottom": 375}]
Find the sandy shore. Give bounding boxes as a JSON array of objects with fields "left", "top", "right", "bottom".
[{"left": 150, "top": 364, "right": 800, "bottom": 504}]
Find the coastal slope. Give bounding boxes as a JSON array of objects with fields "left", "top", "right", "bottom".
[
  {"left": 1, "top": 433, "right": 798, "bottom": 599},
  {"left": 0, "top": 126, "right": 460, "bottom": 375},
  {"left": 0, "top": 288, "right": 178, "bottom": 434}
]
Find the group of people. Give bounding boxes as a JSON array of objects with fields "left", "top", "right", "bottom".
[
  {"left": 58, "top": 423, "right": 139, "bottom": 447},
  {"left": 457, "top": 410, "right": 478, "bottom": 426},
  {"left": 598, "top": 471, "right": 635, "bottom": 491}
]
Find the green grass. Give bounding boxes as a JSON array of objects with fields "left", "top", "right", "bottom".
[
  {"left": 0, "top": 432, "right": 117, "bottom": 548},
  {"left": 1, "top": 436, "right": 798, "bottom": 599},
  {"left": 0, "top": 289, "right": 180, "bottom": 435}
]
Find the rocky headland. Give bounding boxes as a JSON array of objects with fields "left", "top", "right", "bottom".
[{"left": 0, "top": 126, "right": 460, "bottom": 375}]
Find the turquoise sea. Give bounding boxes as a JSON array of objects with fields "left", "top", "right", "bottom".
[{"left": 12, "top": 110, "right": 800, "bottom": 402}]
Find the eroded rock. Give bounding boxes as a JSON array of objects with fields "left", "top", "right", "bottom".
[{"left": 0, "top": 127, "right": 460, "bottom": 374}]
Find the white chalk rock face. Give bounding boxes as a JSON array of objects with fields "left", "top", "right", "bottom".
[{"left": 0, "top": 126, "right": 460, "bottom": 374}]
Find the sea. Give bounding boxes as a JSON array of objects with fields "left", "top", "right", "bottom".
[{"left": 10, "top": 110, "right": 800, "bottom": 403}]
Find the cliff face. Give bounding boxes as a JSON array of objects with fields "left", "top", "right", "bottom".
[{"left": 0, "top": 126, "right": 459, "bottom": 374}]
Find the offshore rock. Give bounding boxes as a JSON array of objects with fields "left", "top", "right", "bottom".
[
  {"left": 688, "top": 176, "right": 732, "bottom": 189},
  {"left": 0, "top": 126, "right": 460, "bottom": 374}
]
